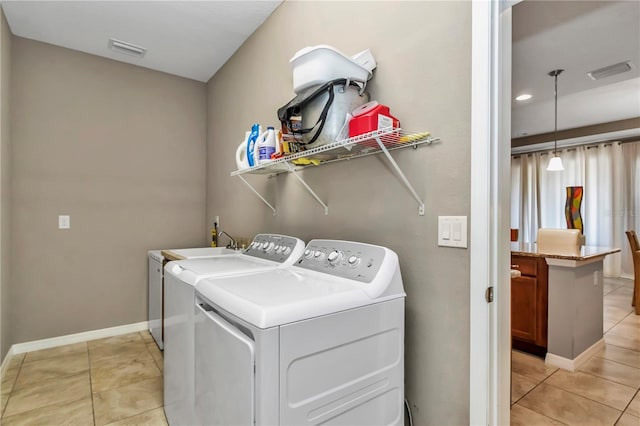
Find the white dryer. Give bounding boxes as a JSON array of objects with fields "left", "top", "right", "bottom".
[
  {"left": 194, "top": 239, "right": 406, "bottom": 426},
  {"left": 163, "top": 234, "right": 305, "bottom": 426}
]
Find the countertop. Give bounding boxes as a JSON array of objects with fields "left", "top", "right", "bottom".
[
  {"left": 160, "top": 250, "right": 185, "bottom": 261},
  {"left": 511, "top": 242, "right": 620, "bottom": 261}
]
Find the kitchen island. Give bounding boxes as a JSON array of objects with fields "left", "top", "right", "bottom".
[{"left": 511, "top": 242, "right": 620, "bottom": 370}]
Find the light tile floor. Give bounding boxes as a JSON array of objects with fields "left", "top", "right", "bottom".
[
  {"left": 511, "top": 276, "right": 640, "bottom": 426},
  {"left": 0, "top": 277, "right": 636, "bottom": 425},
  {"left": 0, "top": 331, "right": 166, "bottom": 425}
]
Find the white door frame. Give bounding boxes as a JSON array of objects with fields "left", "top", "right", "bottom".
[{"left": 470, "top": 1, "right": 516, "bottom": 424}]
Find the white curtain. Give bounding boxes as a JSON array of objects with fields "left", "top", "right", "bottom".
[{"left": 511, "top": 141, "right": 640, "bottom": 277}]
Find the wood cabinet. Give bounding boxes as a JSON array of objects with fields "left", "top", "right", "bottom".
[{"left": 511, "top": 255, "right": 548, "bottom": 356}]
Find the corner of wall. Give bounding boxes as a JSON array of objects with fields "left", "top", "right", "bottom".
[{"left": 0, "top": 5, "right": 13, "bottom": 360}]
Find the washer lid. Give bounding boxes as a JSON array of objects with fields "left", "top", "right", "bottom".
[
  {"left": 165, "top": 255, "right": 277, "bottom": 286},
  {"left": 195, "top": 267, "right": 403, "bottom": 329},
  {"left": 169, "top": 247, "right": 236, "bottom": 259}
]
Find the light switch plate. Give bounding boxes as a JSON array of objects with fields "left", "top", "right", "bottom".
[
  {"left": 438, "top": 216, "right": 467, "bottom": 248},
  {"left": 58, "top": 215, "right": 70, "bottom": 229}
]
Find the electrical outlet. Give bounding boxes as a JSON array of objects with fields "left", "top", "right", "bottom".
[{"left": 58, "top": 215, "right": 70, "bottom": 229}]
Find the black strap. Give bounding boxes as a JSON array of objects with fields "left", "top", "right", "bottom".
[{"left": 277, "top": 79, "right": 360, "bottom": 145}]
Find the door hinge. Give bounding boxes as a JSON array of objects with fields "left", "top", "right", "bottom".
[{"left": 485, "top": 286, "right": 494, "bottom": 303}]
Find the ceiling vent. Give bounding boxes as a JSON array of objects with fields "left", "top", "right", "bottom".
[
  {"left": 587, "top": 61, "right": 633, "bottom": 80},
  {"left": 108, "top": 38, "right": 146, "bottom": 58}
]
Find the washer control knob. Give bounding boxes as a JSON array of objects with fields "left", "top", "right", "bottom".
[
  {"left": 264, "top": 242, "right": 275, "bottom": 253},
  {"left": 283, "top": 247, "right": 292, "bottom": 256},
  {"left": 314, "top": 251, "right": 325, "bottom": 261},
  {"left": 304, "top": 249, "right": 314, "bottom": 259},
  {"left": 347, "top": 255, "right": 361, "bottom": 267},
  {"left": 327, "top": 250, "right": 342, "bottom": 265}
]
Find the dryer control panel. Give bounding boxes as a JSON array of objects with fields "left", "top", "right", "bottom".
[
  {"left": 295, "top": 240, "right": 388, "bottom": 283},
  {"left": 244, "top": 234, "right": 304, "bottom": 264}
]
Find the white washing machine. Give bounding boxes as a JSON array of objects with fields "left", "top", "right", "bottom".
[
  {"left": 194, "top": 239, "right": 406, "bottom": 426},
  {"left": 147, "top": 247, "right": 234, "bottom": 350},
  {"left": 163, "top": 234, "right": 305, "bottom": 426}
]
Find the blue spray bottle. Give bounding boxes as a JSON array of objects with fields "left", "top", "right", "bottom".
[{"left": 246, "top": 124, "right": 261, "bottom": 167}]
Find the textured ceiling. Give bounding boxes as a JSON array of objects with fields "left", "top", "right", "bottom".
[
  {"left": 512, "top": 0, "right": 639, "bottom": 138},
  {"left": 1, "top": 1, "right": 282, "bottom": 82},
  {"left": 2, "top": 0, "right": 638, "bottom": 141}
]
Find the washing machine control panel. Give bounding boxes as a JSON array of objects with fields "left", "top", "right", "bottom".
[
  {"left": 244, "top": 234, "right": 302, "bottom": 263},
  {"left": 295, "top": 240, "right": 386, "bottom": 283}
]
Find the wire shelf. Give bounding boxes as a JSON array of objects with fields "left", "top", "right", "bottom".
[
  {"left": 231, "top": 127, "right": 439, "bottom": 216},
  {"left": 230, "top": 128, "right": 437, "bottom": 176}
]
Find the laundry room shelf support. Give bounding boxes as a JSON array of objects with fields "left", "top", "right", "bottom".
[
  {"left": 237, "top": 175, "right": 276, "bottom": 215},
  {"left": 372, "top": 135, "right": 426, "bottom": 216},
  {"left": 231, "top": 128, "right": 438, "bottom": 216},
  {"left": 285, "top": 162, "right": 329, "bottom": 215}
]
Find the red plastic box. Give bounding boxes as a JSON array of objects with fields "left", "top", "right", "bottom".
[{"left": 349, "top": 102, "right": 400, "bottom": 138}]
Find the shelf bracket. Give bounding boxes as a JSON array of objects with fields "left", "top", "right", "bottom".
[
  {"left": 285, "top": 162, "right": 329, "bottom": 215},
  {"left": 373, "top": 136, "right": 426, "bottom": 215},
  {"left": 237, "top": 175, "right": 276, "bottom": 215}
]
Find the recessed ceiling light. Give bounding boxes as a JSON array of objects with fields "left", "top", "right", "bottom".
[
  {"left": 515, "top": 94, "right": 532, "bottom": 101},
  {"left": 108, "top": 38, "right": 146, "bottom": 58}
]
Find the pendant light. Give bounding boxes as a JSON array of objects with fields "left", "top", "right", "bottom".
[{"left": 547, "top": 69, "right": 564, "bottom": 171}]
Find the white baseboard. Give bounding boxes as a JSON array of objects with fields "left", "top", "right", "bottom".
[
  {"left": 7, "top": 321, "right": 149, "bottom": 357},
  {"left": 545, "top": 338, "right": 605, "bottom": 371}
]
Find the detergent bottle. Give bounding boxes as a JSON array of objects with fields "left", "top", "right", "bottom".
[
  {"left": 258, "top": 127, "right": 277, "bottom": 163},
  {"left": 246, "top": 124, "right": 261, "bottom": 167},
  {"left": 235, "top": 131, "right": 251, "bottom": 170}
]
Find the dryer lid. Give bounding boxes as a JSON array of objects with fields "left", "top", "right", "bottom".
[{"left": 195, "top": 267, "right": 404, "bottom": 329}]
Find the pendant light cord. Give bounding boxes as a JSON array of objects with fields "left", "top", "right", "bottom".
[
  {"left": 549, "top": 69, "right": 564, "bottom": 156},
  {"left": 554, "top": 72, "right": 558, "bottom": 156}
]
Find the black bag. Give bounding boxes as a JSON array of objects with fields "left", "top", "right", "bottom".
[{"left": 277, "top": 79, "right": 364, "bottom": 146}]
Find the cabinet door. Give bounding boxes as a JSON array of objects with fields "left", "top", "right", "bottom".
[{"left": 511, "top": 276, "right": 538, "bottom": 343}]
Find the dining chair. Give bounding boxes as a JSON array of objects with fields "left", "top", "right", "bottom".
[{"left": 624, "top": 230, "right": 640, "bottom": 314}]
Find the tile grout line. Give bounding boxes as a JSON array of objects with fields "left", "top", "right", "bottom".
[
  {"left": 143, "top": 332, "right": 163, "bottom": 373},
  {"left": 87, "top": 343, "right": 97, "bottom": 426},
  {"left": 1, "top": 354, "right": 26, "bottom": 419},
  {"left": 511, "top": 367, "right": 559, "bottom": 406},
  {"left": 542, "top": 375, "right": 634, "bottom": 413}
]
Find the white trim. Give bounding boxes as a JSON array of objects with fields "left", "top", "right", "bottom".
[
  {"left": 545, "top": 338, "right": 605, "bottom": 371},
  {"left": 9, "top": 321, "right": 149, "bottom": 355},
  {"left": 469, "top": 1, "right": 493, "bottom": 424}
]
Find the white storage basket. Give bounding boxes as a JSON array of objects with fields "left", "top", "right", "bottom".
[{"left": 290, "top": 45, "right": 374, "bottom": 94}]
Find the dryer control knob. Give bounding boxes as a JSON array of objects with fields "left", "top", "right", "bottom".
[
  {"left": 304, "top": 249, "right": 313, "bottom": 259},
  {"left": 264, "top": 242, "right": 275, "bottom": 253},
  {"left": 327, "top": 250, "right": 342, "bottom": 265},
  {"left": 347, "top": 255, "right": 361, "bottom": 267},
  {"left": 314, "top": 251, "right": 325, "bottom": 261},
  {"left": 283, "top": 247, "right": 292, "bottom": 256}
]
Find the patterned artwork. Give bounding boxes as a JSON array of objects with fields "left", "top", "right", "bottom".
[{"left": 565, "top": 186, "right": 584, "bottom": 234}]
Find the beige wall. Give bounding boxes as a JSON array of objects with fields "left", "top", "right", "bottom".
[
  {"left": 1, "top": 7, "right": 12, "bottom": 360},
  {"left": 206, "top": 1, "right": 471, "bottom": 424},
  {"left": 10, "top": 38, "right": 207, "bottom": 346}
]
